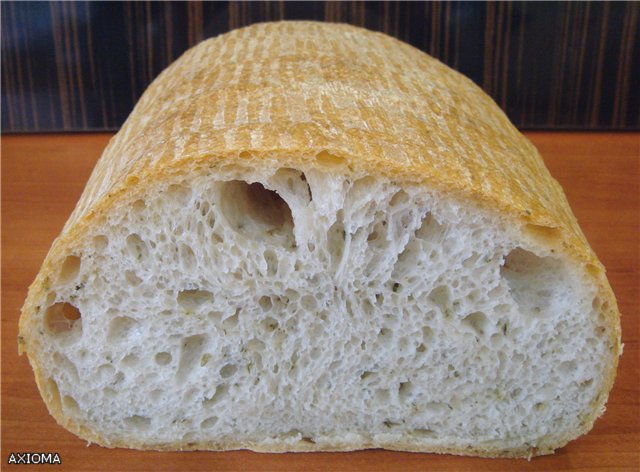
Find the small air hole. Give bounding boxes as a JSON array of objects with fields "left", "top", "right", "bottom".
[
  {"left": 126, "top": 234, "right": 148, "bottom": 261},
  {"left": 273, "top": 168, "right": 312, "bottom": 202},
  {"left": 361, "top": 371, "right": 374, "bottom": 380},
  {"left": 220, "top": 364, "right": 237, "bottom": 379},
  {"left": 63, "top": 395, "right": 80, "bottom": 415},
  {"left": 121, "top": 353, "right": 139, "bottom": 368},
  {"left": 180, "top": 244, "right": 197, "bottom": 271},
  {"left": 462, "top": 312, "right": 489, "bottom": 336},
  {"left": 197, "top": 353, "right": 209, "bottom": 366},
  {"left": 428, "top": 285, "right": 452, "bottom": 317},
  {"left": 389, "top": 190, "right": 409, "bottom": 207},
  {"left": 201, "top": 416, "right": 219, "bottom": 429},
  {"left": 416, "top": 213, "right": 446, "bottom": 242},
  {"left": 262, "top": 250, "right": 278, "bottom": 276},
  {"left": 59, "top": 255, "right": 81, "bottom": 284},
  {"left": 132, "top": 199, "right": 146, "bottom": 212},
  {"left": 222, "top": 311, "right": 239, "bottom": 329},
  {"left": 177, "top": 289, "right": 213, "bottom": 310},
  {"left": 327, "top": 217, "right": 346, "bottom": 263},
  {"left": 93, "top": 235, "right": 109, "bottom": 250},
  {"left": 155, "top": 352, "right": 172, "bottom": 365},
  {"left": 124, "top": 415, "right": 151, "bottom": 430},
  {"left": 45, "top": 302, "right": 81, "bottom": 335},
  {"left": 204, "top": 384, "right": 228, "bottom": 407},
  {"left": 316, "top": 150, "right": 345, "bottom": 166},
  {"left": 259, "top": 296, "right": 272, "bottom": 311},
  {"left": 399, "top": 381, "right": 413, "bottom": 401},
  {"left": 522, "top": 224, "right": 561, "bottom": 244},
  {"left": 47, "top": 378, "right": 62, "bottom": 411},
  {"left": 176, "top": 335, "right": 207, "bottom": 381},
  {"left": 422, "top": 326, "right": 434, "bottom": 341},
  {"left": 198, "top": 200, "right": 210, "bottom": 216},
  {"left": 300, "top": 295, "right": 317, "bottom": 311},
  {"left": 125, "top": 270, "right": 142, "bottom": 286}
]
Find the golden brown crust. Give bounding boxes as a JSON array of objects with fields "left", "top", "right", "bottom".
[{"left": 19, "top": 21, "right": 621, "bottom": 457}]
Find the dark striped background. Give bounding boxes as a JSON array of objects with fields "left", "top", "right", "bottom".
[{"left": 2, "top": 1, "right": 639, "bottom": 132}]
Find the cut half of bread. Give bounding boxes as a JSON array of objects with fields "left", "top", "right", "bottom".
[{"left": 19, "top": 22, "right": 621, "bottom": 458}]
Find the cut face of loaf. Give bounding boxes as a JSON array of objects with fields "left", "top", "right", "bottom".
[
  {"left": 19, "top": 22, "right": 620, "bottom": 458},
  {"left": 24, "top": 168, "right": 616, "bottom": 456}
]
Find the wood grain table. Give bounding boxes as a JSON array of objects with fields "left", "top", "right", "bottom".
[{"left": 2, "top": 132, "right": 638, "bottom": 471}]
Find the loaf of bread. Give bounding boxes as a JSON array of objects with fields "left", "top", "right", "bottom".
[{"left": 19, "top": 22, "right": 621, "bottom": 458}]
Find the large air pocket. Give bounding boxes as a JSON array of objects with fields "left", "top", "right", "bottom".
[
  {"left": 501, "top": 248, "right": 566, "bottom": 318},
  {"left": 218, "top": 180, "right": 294, "bottom": 247}
]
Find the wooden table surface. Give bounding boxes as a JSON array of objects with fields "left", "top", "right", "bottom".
[{"left": 2, "top": 132, "right": 639, "bottom": 471}]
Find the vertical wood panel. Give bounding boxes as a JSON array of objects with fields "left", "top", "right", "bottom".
[{"left": 1, "top": 1, "right": 638, "bottom": 132}]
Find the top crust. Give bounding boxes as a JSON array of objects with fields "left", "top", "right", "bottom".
[
  {"left": 19, "top": 21, "right": 621, "bottom": 457},
  {"left": 44, "top": 22, "right": 601, "bottom": 266}
]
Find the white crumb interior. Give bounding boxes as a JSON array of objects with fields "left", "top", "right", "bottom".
[{"left": 37, "top": 165, "right": 611, "bottom": 450}]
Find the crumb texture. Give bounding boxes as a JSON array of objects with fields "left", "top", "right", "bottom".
[{"left": 31, "top": 167, "right": 611, "bottom": 451}]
